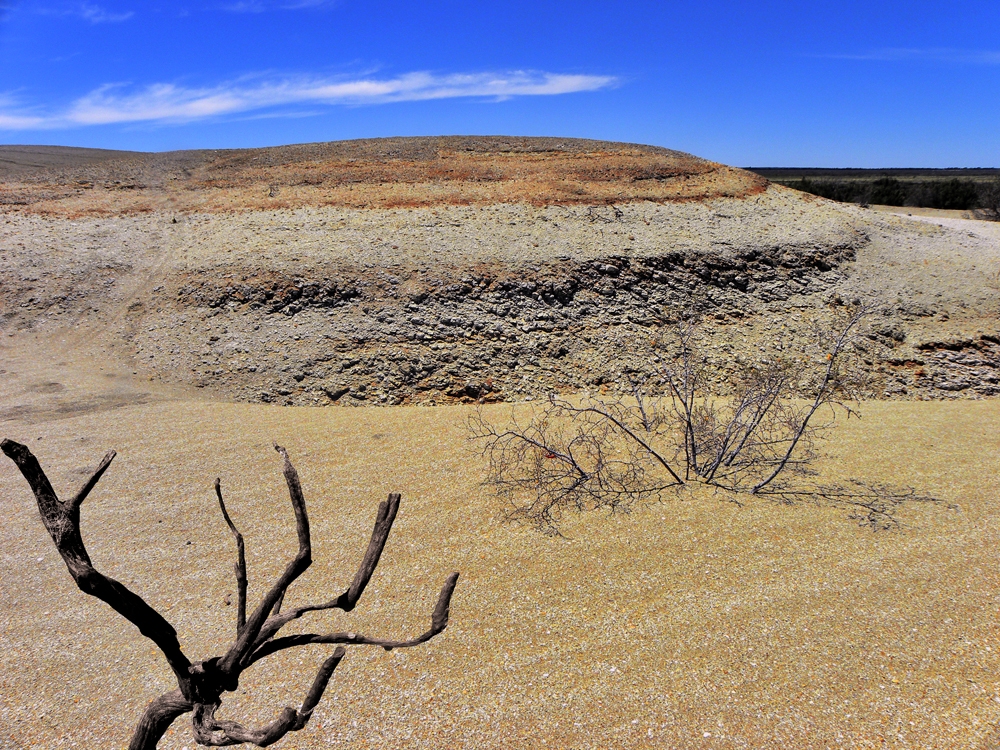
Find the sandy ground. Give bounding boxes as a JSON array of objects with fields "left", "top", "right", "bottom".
[
  {"left": 1, "top": 395, "right": 1000, "bottom": 749},
  {"left": 3, "top": 138, "right": 1000, "bottom": 748},
  {"left": 836, "top": 209, "right": 1000, "bottom": 330}
]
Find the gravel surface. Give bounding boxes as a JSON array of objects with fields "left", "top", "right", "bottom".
[{"left": 1, "top": 399, "right": 998, "bottom": 748}]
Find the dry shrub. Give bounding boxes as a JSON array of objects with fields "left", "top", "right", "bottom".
[{"left": 472, "top": 307, "right": 948, "bottom": 533}]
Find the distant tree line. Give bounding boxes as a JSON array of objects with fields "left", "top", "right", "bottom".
[{"left": 779, "top": 175, "right": 1000, "bottom": 216}]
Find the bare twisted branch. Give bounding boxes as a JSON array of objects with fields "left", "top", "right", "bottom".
[
  {"left": 219, "top": 444, "right": 312, "bottom": 676},
  {"left": 247, "top": 492, "right": 403, "bottom": 654},
  {"left": 192, "top": 648, "right": 346, "bottom": 747},
  {"left": 3, "top": 439, "right": 459, "bottom": 750},
  {"left": 250, "top": 572, "right": 460, "bottom": 664},
  {"left": 0, "top": 439, "right": 193, "bottom": 685},
  {"left": 215, "top": 479, "right": 248, "bottom": 634}
]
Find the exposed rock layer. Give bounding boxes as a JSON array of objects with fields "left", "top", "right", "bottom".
[{"left": 2, "top": 137, "right": 998, "bottom": 406}]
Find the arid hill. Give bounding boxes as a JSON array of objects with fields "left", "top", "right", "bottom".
[
  {"left": 0, "top": 137, "right": 765, "bottom": 217},
  {"left": 2, "top": 137, "right": 999, "bottom": 416}
]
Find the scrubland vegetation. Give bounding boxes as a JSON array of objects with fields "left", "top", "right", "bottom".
[{"left": 752, "top": 167, "right": 1000, "bottom": 217}]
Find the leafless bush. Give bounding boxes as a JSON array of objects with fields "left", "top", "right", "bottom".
[
  {"left": 472, "top": 307, "right": 943, "bottom": 532},
  {"left": 471, "top": 393, "right": 681, "bottom": 530},
  {"left": 662, "top": 309, "right": 868, "bottom": 493},
  {"left": 1, "top": 440, "right": 459, "bottom": 749}
]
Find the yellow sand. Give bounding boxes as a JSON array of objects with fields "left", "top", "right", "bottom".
[{"left": 1, "top": 398, "right": 998, "bottom": 749}]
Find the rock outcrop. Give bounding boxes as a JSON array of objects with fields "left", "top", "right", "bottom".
[{"left": 2, "top": 137, "right": 998, "bottom": 406}]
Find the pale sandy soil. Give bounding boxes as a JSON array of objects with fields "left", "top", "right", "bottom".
[
  {"left": 4, "top": 139, "right": 999, "bottom": 405},
  {"left": 1, "top": 396, "right": 999, "bottom": 749},
  {"left": 834, "top": 209, "right": 1000, "bottom": 334},
  {"left": 4, "top": 186, "right": 1000, "bottom": 406},
  {"left": 894, "top": 214, "right": 1000, "bottom": 246}
]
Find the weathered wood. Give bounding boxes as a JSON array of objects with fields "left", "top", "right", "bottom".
[
  {"left": 342, "top": 492, "right": 401, "bottom": 610},
  {"left": 215, "top": 478, "right": 248, "bottom": 634},
  {"left": 247, "top": 492, "right": 403, "bottom": 651},
  {"left": 192, "top": 648, "right": 345, "bottom": 747},
  {"left": 250, "top": 572, "right": 460, "bottom": 663},
  {"left": 128, "top": 690, "right": 194, "bottom": 750},
  {"left": 218, "top": 444, "right": 313, "bottom": 676},
  {"left": 0, "top": 439, "right": 193, "bottom": 687},
  {"left": 2, "top": 438, "right": 459, "bottom": 749}
]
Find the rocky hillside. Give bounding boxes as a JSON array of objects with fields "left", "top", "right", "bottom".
[{"left": 2, "top": 137, "right": 998, "bottom": 407}]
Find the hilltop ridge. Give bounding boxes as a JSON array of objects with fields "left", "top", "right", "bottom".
[{"left": 0, "top": 136, "right": 765, "bottom": 216}]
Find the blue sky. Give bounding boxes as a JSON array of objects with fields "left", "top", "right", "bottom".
[{"left": 0, "top": 1, "right": 998, "bottom": 166}]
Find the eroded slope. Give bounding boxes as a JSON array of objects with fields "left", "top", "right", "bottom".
[{"left": 1, "top": 137, "right": 998, "bottom": 410}]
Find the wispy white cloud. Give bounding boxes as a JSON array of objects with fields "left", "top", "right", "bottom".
[
  {"left": 0, "top": 113, "right": 47, "bottom": 129},
  {"left": 220, "top": 1, "right": 268, "bottom": 11},
  {"left": 0, "top": 93, "right": 45, "bottom": 128},
  {"left": 221, "top": 0, "right": 334, "bottom": 11},
  {"left": 36, "top": 3, "right": 135, "bottom": 23},
  {"left": 823, "top": 48, "right": 1000, "bottom": 65},
  {"left": 0, "top": 70, "right": 617, "bottom": 130},
  {"left": 78, "top": 3, "right": 132, "bottom": 22}
]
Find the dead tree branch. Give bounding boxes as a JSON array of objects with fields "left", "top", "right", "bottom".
[
  {"left": 1, "top": 438, "right": 459, "bottom": 749},
  {"left": 470, "top": 403, "right": 678, "bottom": 533},
  {"left": 0, "top": 440, "right": 192, "bottom": 685},
  {"left": 750, "top": 306, "right": 866, "bottom": 493},
  {"left": 215, "top": 479, "right": 248, "bottom": 634}
]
